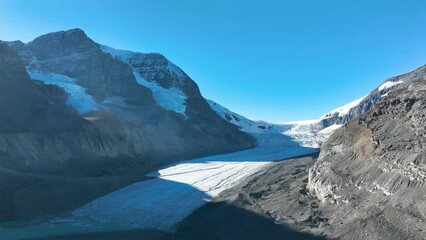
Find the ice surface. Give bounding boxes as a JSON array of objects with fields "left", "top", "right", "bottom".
[
  {"left": 74, "top": 146, "right": 317, "bottom": 231},
  {"left": 27, "top": 71, "right": 100, "bottom": 114}
]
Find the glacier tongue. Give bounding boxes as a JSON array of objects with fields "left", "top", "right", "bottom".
[
  {"left": 73, "top": 146, "right": 317, "bottom": 231},
  {"left": 207, "top": 99, "right": 328, "bottom": 148}
]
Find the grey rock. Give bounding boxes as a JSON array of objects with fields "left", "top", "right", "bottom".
[{"left": 308, "top": 67, "right": 426, "bottom": 239}]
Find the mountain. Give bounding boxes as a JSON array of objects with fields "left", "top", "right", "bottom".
[
  {"left": 0, "top": 29, "right": 254, "bottom": 220},
  {"left": 306, "top": 66, "right": 426, "bottom": 238},
  {"left": 207, "top": 99, "right": 353, "bottom": 149},
  {"left": 2, "top": 28, "right": 254, "bottom": 173},
  {"left": 0, "top": 43, "right": 116, "bottom": 175}
]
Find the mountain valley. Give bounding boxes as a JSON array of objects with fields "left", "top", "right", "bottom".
[{"left": 0, "top": 28, "right": 425, "bottom": 240}]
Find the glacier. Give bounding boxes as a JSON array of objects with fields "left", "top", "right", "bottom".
[
  {"left": 73, "top": 146, "right": 317, "bottom": 231},
  {"left": 207, "top": 99, "right": 339, "bottom": 148}
]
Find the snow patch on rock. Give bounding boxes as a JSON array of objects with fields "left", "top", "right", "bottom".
[
  {"left": 27, "top": 71, "right": 100, "bottom": 114},
  {"left": 378, "top": 80, "right": 404, "bottom": 91},
  {"left": 321, "top": 95, "right": 367, "bottom": 119},
  {"left": 133, "top": 72, "right": 187, "bottom": 116}
]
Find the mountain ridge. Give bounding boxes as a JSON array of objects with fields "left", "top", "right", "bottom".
[{"left": 209, "top": 64, "right": 426, "bottom": 149}]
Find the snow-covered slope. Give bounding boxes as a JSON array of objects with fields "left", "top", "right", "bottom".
[
  {"left": 316, "top": 65, "right": 426, "bottom": 130},
  {"left": 320, "top": 95, "right": 367, "bottom": 119},
  {"left": 378, "top": 80, "right": 404, "bottom": 91},
  {"left": 132, "top": 71, "right": 187, "bottom": 116},
  {"left": 100, "top": 45, "right": 188, "bottom": 116}
]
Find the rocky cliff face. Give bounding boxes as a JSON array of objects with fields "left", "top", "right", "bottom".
[
  {"left": 307, "top": 67, "right": 426, "bottom": 238},
  {"left": 1, "top": 29, "right": 254, "bottom": 176},
  {"left": 317, "top": 65, "right": 426, "bottom": 129}
]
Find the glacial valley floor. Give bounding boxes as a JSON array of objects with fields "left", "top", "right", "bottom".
[
  {"left": 180, "top": 152, "right": 426, "bottom": 240},
  {"left": 3, "top": 152, "right": 424, "bottom": 240}
]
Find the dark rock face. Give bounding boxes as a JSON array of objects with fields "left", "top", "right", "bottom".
[
  {"left": 0, "top": 43, "right": 127, "bottom": 174},
  {"left": 0, "top": 29, "right": 254, "bottom": 220},
  {"left": 128, "top": 52, "right": 185, "bottom": 89},
  {"left": 308, "top": 69, "right": 426, "bottom": 239}
]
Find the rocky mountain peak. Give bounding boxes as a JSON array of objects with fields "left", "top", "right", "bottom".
[
  {"left": 32, "top": 28, "right": 88, "bottom": 42},
  {"left": 28, "top": 28, "right": 98, "bottom": 62}
]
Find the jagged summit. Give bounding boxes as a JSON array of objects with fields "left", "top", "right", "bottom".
[{"left": 31, "top": 28, "right": 88, "bottom": 40}]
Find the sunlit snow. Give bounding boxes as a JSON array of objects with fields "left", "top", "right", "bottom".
[
  {"left": 378, "top": 80, "right": 404, "bottom": 91},
  {"left": 321, "top": 95, "right": 367, "bottom": 118}
]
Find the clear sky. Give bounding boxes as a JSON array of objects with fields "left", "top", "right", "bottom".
[{"left": 1, "top": 0, "right": 425, "bottom": 122}]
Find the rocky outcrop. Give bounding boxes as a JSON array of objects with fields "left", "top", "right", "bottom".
[{"left": 307, "top": 67, "right": 426, "bottom": 238}]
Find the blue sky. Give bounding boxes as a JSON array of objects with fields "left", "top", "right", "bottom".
[{"left": 1, "top": 0, "right": 425, "bottom": 122}]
